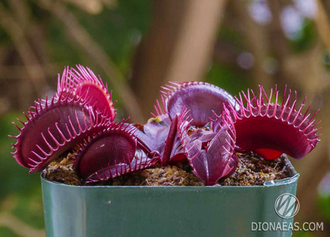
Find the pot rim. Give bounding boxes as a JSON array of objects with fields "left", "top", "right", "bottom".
[
  {"left": 41, "top": 155, "right": 299, "bottom": 189},
  {"left": 41, "top": 173, "right": 299, "bottom": 189}
]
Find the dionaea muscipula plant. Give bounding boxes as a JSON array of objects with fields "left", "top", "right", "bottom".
[{"left": 9, "top": 65, "right": 321, "bottom": 186}]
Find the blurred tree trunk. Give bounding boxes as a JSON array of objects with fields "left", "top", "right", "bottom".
[
  {"left": 261, "top": 0, "right": 330, "bottom": 231},
  {"left": 266, "top": 1, "right": 295, "bottom": 89},
  {"left": 38, "top": 0, "right": 145, "bottom": 122},
  {"left": 290, "top": 1, "right": 330, "bottom": 231},
  {"left": 131, "top": 0, "right": 227, "bottom": 119},
  {"left": 232, "top": 0, "right": 272, "bottom": 90},
  {"left": 0, "top": 1, "right": 49, "bottom": 110}
]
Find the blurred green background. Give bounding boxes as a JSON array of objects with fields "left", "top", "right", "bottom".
[{"left": 0, "top": 0, "right": 330, "bottom": 236}]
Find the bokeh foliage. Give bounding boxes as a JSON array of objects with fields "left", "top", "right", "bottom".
[{"left": 0, "top": 0, "right": 329, "bottom": 236}]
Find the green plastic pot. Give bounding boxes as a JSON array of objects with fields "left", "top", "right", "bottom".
[{"left": 41, "top": 160, "right": 299, "bottom": 237}]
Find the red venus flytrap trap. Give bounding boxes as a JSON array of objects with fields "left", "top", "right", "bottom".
[
  {"left": 9, "top": 65, "right": 321, "bottom": 186},
  {"left": 224, "top": 85, "right": 321, "bottom": 160}
]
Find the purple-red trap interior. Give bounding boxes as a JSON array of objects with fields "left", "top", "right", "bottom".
[{"left": 9, "top": 65, "right": 321, "bottom": 185}]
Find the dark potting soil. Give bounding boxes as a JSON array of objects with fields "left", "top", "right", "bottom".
[{"left": 43, "top": 152, "right": 294, "bottom": 186}]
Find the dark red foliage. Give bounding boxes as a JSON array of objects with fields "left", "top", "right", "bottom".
[
  {"left": 161, "top": 81, "right": 237, "bottom": 127},
  {"left": 10, "top": 92, "right": 110, "bottom": 173},
  {"left": 224, "top": 85, "right": 321, "bottom": 160},
  {"left": 76, "top": 121, "right": 137, "bottom": 180},
  {"left": 57, "top": 65, "right": 116, "bottom": 121},
  {"left": 179, "top": 108, "right": 238, "bottom": 185},
  {"left": 9, "top": 66, "right": 321, "bottom": 186}
]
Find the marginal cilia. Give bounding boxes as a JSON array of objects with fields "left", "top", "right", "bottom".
[{"left": 9, "top": 66, "right": 321, "bottom": 185}]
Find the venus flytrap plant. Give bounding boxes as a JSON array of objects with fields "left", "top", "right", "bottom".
[
  {"left": 77, "top": 120, "right": 159, "bottom": 183},
  {"left": 10, "top": 91, "right": 110, "bottom": 172},
  {"left": 9, "top": 65, "right": 321, "bottom": 186},
  {"left": 223, "top": 85, "right": 321, "bottom": 160},
  {"left": 177, "top": 107, "right": 238, "bottom": 185},
  {"left": 57, "top": 65, "right": 116, "bottom": 121}
]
